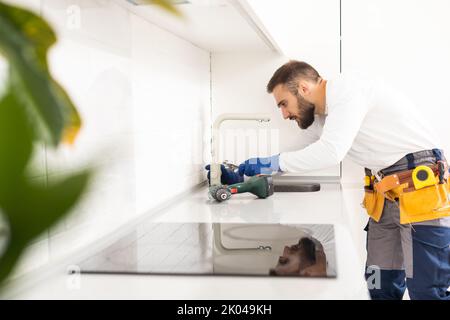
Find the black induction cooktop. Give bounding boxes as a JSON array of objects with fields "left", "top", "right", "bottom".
[{"left": 77, "top": 222, "right": 336, "bottom": 278}]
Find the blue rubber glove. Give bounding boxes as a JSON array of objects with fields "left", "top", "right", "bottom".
[
  {"left": 205, "top": 164, "right": 244, "bottom": 185},
  {"left": 238, "top": 155, "right": 282, "bottom": 176}
]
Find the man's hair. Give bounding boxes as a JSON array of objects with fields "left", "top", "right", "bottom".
[
  {"left": 266, "top": 60, "right": 321, "bottom": 95},
  {"left": 298, "top": 237, "right": 316, "bottom": 264}
]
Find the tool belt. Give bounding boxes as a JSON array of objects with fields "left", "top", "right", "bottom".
[{"left": 362, "top": 150, "right": 450, "bottom": 224}]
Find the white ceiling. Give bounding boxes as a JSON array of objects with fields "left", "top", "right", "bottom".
[{"left": 117, "top": 0, "right": 274, "bottom": 52}]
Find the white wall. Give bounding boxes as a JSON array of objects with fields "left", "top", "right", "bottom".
[
  {"left": 245, "top": 0, "right": 341, "bottom": 76},
  {"left": 4, "top": 0, "right": 210, "bottom": 278},
  {"left": 341, "top": 0, "right": 450, "bottom": 184},
  {"left": 241, "top": 0, "right": 450, "bottom": 185},
  {"left": 130, "top": 12, "right": 210, "bottom": 214}
]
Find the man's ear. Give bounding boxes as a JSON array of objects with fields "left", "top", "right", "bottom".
[{"left": 298, "top": 80, "right": 310, "bottom": 96}]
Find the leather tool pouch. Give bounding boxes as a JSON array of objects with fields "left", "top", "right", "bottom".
[
  {"left": 362, "top": 185, "right": 385, "bottom": 222},
  {"left": 363, "top": 164, "right": 450, "bottom": 224},
  {"left": 398, "top": 179, "right": 450, "bottom": 224}
]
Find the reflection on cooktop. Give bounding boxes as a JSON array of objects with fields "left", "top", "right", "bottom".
[{"left": 78, "top": 223, "right": 336, "bottom": 278}]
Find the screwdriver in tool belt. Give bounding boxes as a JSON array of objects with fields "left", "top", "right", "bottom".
[{"left": 435, "top": 161, "right": 450, "bottom": 211}]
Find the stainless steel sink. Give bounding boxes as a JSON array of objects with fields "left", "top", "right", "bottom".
[
  {"left": 270, "top": 174, "right": 338, "bottom": 193},
  {"left": 274, "top": 184, "right": 320, "bottom": 192}
]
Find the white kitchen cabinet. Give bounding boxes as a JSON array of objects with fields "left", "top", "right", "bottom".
[{"left": 118, "top": 0, "right": 271, "bottom": 52}]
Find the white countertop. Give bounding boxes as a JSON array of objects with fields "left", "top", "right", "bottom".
[{"left": 6, "top": 182, "right": 370, "bottom": 300}]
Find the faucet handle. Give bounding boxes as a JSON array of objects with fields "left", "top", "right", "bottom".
[{"left": 223, "top": 160, "right": 239, "bottom": 172}]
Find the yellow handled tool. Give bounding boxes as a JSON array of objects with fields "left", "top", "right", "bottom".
[{"left": 364, "top": 175, "right": 375, "bottom": 187}]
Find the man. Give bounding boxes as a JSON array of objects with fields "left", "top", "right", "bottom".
[{"left": 207, "top": 60, "right": 450, "bottom": 300}]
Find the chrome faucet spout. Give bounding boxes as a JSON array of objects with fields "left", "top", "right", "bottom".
[{"left": 210, "top": 113, "right": 271, "bottom": 186}]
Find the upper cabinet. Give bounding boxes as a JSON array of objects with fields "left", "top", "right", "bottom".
[
  {"left": 120, "top": 0, "right": 341, "bottom": 72},
  {"left": 119, "top": 0, "right": 275, "bottom": 52}
]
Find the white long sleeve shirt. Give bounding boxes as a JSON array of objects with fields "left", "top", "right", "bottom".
[{"left": 279, "top": 73, "right": 442, "bottom": 173}]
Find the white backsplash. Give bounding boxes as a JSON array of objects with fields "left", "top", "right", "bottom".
[{"left": 8, "top": 0, "right": 211, "bottom": 279}]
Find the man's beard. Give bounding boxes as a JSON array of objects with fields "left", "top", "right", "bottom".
[{"left": 293, "top": 94, "right": 316, "bottom": 129}]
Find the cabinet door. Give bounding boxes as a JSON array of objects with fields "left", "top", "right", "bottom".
[{"left": 342, "top": 0, "right": 450, "bottom": 153}]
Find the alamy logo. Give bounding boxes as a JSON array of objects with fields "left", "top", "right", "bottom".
[
  {"left": 366, "top": 265, "right": 381, "bottom": 289},
  {"left": 66, "top": 5, "right": 81, "bottom": 30},
  {"left": 66, "top": 265, "right": 81, "bottom": 290}
]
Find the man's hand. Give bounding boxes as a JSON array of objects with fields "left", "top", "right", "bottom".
[
  {"left": 238, "top": 155, "right": 282, "bottom": 176},
  {"left": 205, "top": 164, "right": 244, "bottom": 185}
]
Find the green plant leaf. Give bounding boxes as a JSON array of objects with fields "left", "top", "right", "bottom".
[
  {"left": 0, "top": 84, "right": 91, "bottom": 285},
  {"left": 141, "top": 0, "right": 182, "bottom": 17},
  {"left": 0, "top": 171, "right": 91, "bottom": 285},
  {"left": 7, "top": 173, "right": 91, "bottom": 243},
  {"left": 0, "top": 2, "right": 55, "bottom": 69},
  {"left": 52, "top": 80, "right": 82, "bottom": 145},
  {"left": 0, "top": 2, "right": 82, "bottom": 147},
  {"left": 0, "top": 89, "right": 33, "bottom": 181}
]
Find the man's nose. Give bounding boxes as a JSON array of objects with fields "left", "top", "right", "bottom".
[{"left": 281, "top": 108, "right": 290, "bottom": 120}]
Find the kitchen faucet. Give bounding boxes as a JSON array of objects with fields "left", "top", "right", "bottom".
[{"left": 210, "top": 113, "right": 271, "bottom": 186}]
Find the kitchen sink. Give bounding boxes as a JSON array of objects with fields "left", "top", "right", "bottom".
[
  {"left": 270, "top": 175, "right": 337, "bottom": 192},
  {"left": 274, "top": 184, "right": 320, "bottom": 192}
]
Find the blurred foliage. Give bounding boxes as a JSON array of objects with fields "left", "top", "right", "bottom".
[
  {"left": 0, "top": 2, "right": 90, "bottom": 288},
  {"left": 0, "top": 2, "right": 81, "bottom": 146},
  {"left": 148, "top": 0, "right": 182, "bottom": 17},
  {"left": 0, "top": 0, "right": 180, "bottom": 289}
]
